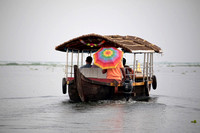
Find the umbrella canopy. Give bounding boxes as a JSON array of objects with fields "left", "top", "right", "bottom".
[{"left": 93, "top": 47, "right": 123, "bottom": 69}]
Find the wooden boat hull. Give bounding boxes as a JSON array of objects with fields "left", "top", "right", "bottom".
[{"left": 67, "top": 65, "right": 152, "bottom": 102}]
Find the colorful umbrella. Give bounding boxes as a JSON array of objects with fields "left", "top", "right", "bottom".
[{"left": 93, "top": 47, "right": 123, "bottom": 69}]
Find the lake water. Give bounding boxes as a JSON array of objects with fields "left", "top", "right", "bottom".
[{"left": 0, "top": 62, "right": 200, "bottom": 133}]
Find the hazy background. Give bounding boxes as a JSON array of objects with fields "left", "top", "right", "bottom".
[{"left": 0, "top": 0, "right": 200, "bottom": 63}]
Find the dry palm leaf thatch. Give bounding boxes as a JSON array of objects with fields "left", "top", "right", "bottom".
[{"left": 55, "top": 33, "right": 162, "bottom": 53}]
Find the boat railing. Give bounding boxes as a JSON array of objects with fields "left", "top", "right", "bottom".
[{"left": 65, "top": 49, "right": 154, "bottom": 84}]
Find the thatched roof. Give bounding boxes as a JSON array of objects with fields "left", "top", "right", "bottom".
[{"left": 55, "top": 33, "right": 162, "bottom": 53}]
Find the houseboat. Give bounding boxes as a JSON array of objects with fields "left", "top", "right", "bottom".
[{"left": 55, "top": 33, "right": 162, "bottom": 102}]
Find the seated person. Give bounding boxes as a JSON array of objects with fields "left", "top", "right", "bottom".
[
  {"left": 102, "top": 60, "right": 126, "bottom": 83},
  {"left": 80, "top": 56, "right": 93, "bottom": 69},
  {"left": 91, "top": 63, "right": 100, "bottom": 68},
  {"left": 123, "top": 58, "right": 134, "bottom": 79}
]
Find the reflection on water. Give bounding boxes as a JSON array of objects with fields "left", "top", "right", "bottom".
[{"left": 0, "top": 64, "right": 200, "bottom": 132}]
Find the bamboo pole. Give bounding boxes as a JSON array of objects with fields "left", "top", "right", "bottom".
[
  {"left": 146, "top": 53, "right": 149, "bottom": 81},
  {"left": 152, "top": 53, "right": 154, "bottom": 76},
  {"left": 66, "top": 49, "right": 68, "bottom": 79},
  {"left": 77, "top": 50, "right": 79, "bottom": 67},
  {"left": 149, "top": 53, "right": 152, "bottom": 79},
  {"left": 71, "top": 50, "right": 73, "bottom": 77},
  {"left": 150, "top": 53, "right": 153, "bottom": 78},
  {"left": 133, "top": 53, "right": 136, "bottom": 82},
  {"left": 81, "top": 50, "right": 83, "bottom": 66},
  {"left": 133, "top": 53, "right": 136, "bottom": 96},
  {"left": 143, "top": 53, "right": 146, "bottom": 82}
]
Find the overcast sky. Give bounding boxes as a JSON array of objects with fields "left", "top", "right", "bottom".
[{"left": 0, "top": 0, "right": 200, "bottom": 63}]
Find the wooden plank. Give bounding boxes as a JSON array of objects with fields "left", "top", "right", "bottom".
[{"left": 74, "top": 65, "right": 85, "bottom": 102}]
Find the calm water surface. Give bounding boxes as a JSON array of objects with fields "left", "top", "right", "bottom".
[{"left": 0, "top": 63, "right": 200, "bottom": 133}]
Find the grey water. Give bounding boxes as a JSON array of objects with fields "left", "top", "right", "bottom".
[{"left": 0, "top": 62, "right": 200, "bottom": 133}]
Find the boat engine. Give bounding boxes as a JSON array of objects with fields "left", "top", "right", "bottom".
[
  {"left": 122, "top": 78, "right": 134, "bottom": 101},
  {"left": 122, "top": 79, "right": 133, "bottom": 92}
]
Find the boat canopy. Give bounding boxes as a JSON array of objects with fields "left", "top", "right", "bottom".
[{"left": 55, "top": 33, "right": 162, "bottom": 53}]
